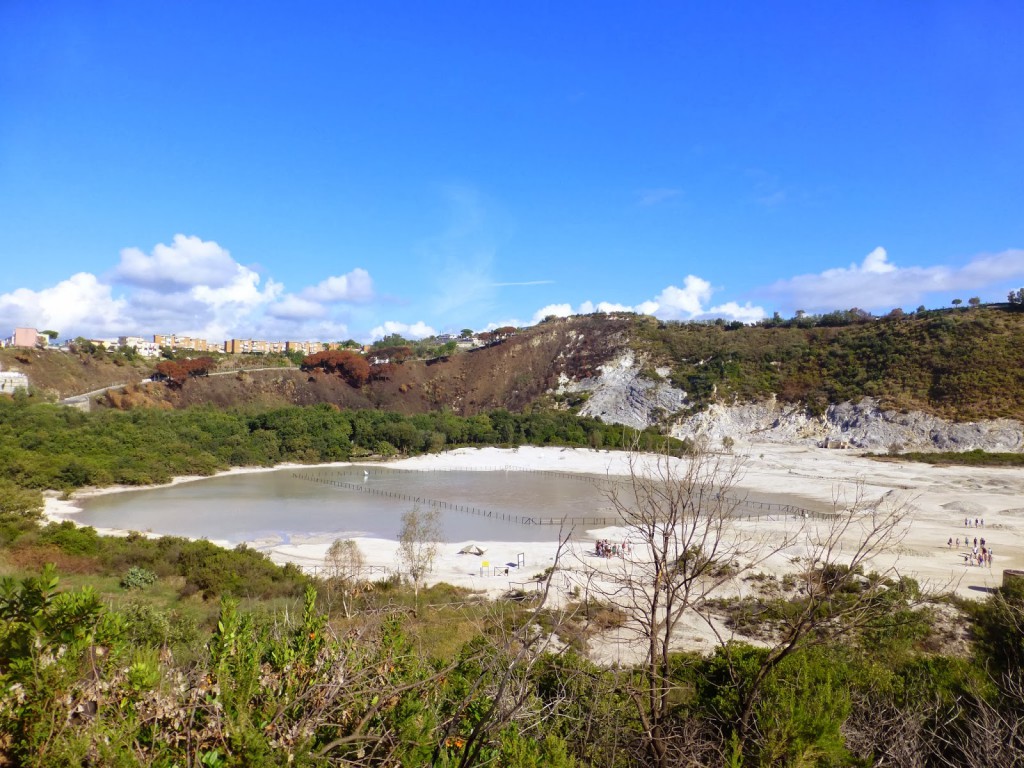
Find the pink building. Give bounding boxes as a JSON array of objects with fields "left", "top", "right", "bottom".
[{"left": 7, "top": 328, "right": 42, "bottom": 348}]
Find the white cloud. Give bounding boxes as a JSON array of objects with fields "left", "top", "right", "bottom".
[
  {"left": 530, "top": 304, "right": 574, "bottom": 324},
  {"left": 302, "top": 268, "right": 374, "bottom": 302},
  {"left": 649, "top": 276, "right": 714, "bottom": 320},
  {"left": 369, "top": 320, "right": 437, "bottom": 341},
  {"left": 526, "top": 274, "right": 766, "bottom": 327},
  {"left": 955, "top": 249, "right": 1024, "bottom": 284},
  {"left": 594, "top": 301, "right": 634, "bottom": 313},
  {"left": 267, "top": 295, "right": 327, "bottom": 320},
  {"left": 113, "top": 234, "right": 245, "bottom": 290},
  {"left": 0, "top": 235, "right": 385, "bottom": 342},
  {"left": 763, "top": 247, "right": 1024, "bottom": 312},
  {"left": 861, "top": 246, "right": 896, "bottom": 274},
  {"left": 0, "top": 272, "right": 128, "bottom": 336},
  {"left": 707, "top": 301, "right": 766, "bottom": 323},
  {"left": 192, "top": 274, "right": 282, "bottom": 310}
]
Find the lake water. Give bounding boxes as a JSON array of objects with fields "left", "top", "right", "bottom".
[{"left": 75, "top": 467, "right": 618, "bottom": 544}]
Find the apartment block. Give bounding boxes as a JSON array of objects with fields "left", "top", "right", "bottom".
[
  {"left": 118, "top": 336, "right": 162, "bottom": 358},
  {"left": 4, "top": 327, "right": 44, "bottom": 348},
  {"left": 153, "top": 334, "right": 212, "bottom": 352},
  {"left": 225, "top": 338, "right": 272, "bottom": 354}
]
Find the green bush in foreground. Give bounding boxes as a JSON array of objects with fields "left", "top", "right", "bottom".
[{"left": 2, "top": 562, "right": 1023, "bottom": 766}]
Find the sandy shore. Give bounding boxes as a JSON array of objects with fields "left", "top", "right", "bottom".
[{"left": 45, "top": 444, "right": 1024, "bottom": 605}]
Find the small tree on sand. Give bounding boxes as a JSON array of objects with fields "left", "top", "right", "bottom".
[
  {"left": 323, "top": 538, "right": 364, "bottom": 618},
  {"left": 397, "top": 502, "right": 443, "bottom": 612}
]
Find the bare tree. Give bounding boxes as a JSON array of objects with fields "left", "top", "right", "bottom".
[
  {"left": 581, "top": 441, "right": 782, "bottom": 768},
  {"left": 924, "top": 583, "right": 1024, "bottom": 766},
  {"left": 397, "top": 502, "right": 443, "bottom": 612},
  {"left": 323, "top": 538, "right": 365, "bottom": 618},
  {"left": 843, "top": 690, "right": 933, "bottom": 767},
  {"left": 923, "top": 671, "right": 1024, "bottom": 768},
  {"left": 580, "top": 439, "right": 915, "bottom": 767}
]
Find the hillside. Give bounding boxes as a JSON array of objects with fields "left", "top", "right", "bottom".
[
  {"left": 0, "top": 346, "right": 151, "bottom": 400},
  {"left": 7, "top": 307, "right": 1024, "bottom": 445},
  {"left": 631, "top": 305, "right": 1024, "bottom": 421},
  {"left": 101, "top": 314, "right": 632, "bottom": 415}
]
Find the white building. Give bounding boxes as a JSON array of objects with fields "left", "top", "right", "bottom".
[{"left": 118, "top": 336, "right": 162, "bottom": 358}]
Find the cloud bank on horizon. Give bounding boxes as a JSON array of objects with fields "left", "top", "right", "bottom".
[{"left": 0, "top": 236, "right": 1022, "bottom": 344}]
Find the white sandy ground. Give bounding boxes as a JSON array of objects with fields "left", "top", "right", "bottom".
[{"left": 44, "top": 443, "right": 1024, "bottom": 661}]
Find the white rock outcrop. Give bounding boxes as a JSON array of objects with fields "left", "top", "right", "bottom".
[
  {"left": 555, "top": 353, "right": 1024, "bottom": 452},
  {"left": 674, "top": 397, "right": 1024, "bottom": 452},
  {"left": 560, "top": 352, "right": 687, "bottom": 430}
]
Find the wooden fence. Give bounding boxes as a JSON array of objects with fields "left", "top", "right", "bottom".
[{"left": 292, "top": 467, "right": 836, "bottom": 525}]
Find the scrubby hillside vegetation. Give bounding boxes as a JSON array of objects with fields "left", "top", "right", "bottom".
[
  {"left": 106, "top": 305, "right": 1024, "bottom": 425},
  {"left": 0, "top": 345, "right": 151, "bottom": 400},
  {"left": 633, "top": 304, "right": 1024, "bottom": 421},
  {"left": 8, "top": 305, "right": 1024, "bottom": 426}
]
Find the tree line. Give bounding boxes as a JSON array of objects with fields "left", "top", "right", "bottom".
[{"left": 0, "top": 396, "right": 672, "bottom": 497}]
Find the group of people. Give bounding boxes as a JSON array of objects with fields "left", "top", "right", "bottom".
[
  {"left": 947, "top": 533, "right": 994, "bottom": 568},
  {"left": 964, "top": 517, "right": 984, "bottom": 528},
  {"left": 595, "top": 539, "right": 630, "bottom": 558}
]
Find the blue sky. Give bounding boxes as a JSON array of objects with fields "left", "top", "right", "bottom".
[{"left": 1, "top": 2, "right": 1023, "bottom": 343}]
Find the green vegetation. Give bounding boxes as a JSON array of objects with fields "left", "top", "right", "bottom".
[
  {"left": 872, "top": 449, "right": 1024, "bottom": 467},
  {"left": 0, "top": 426, "right": 1019, "bottom": 764},
  {"left": 0, "top": 549, "right": 1019, "bottom": 765},
  {"left": 0, "top": 397, "right": 674, "bottom": 493},
  {"left": 1, "top": 520, "right": 308, "bottom": 601},
  {"left": 3, "top": 307, "right": 1024, "bottom": 763},
  {"left": 633, "top": 306, "right": 1024, "bottom": 418}
]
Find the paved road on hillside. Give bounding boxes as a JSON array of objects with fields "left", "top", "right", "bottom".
[{"left": 59, "top": 365, "right": 299, "bottom": 405}]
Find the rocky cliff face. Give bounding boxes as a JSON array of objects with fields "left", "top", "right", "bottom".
[
  {"left": 677, "top": 398, "right": 1024, "bottom": 452},
  {"left": 557, "top": 352, "right": 1024, "bottom": 452},
  {"left": 559, "top": 352, "right": 687, "bottom": 430}
]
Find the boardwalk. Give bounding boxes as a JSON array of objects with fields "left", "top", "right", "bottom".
[{"left": 292, "top": 466, "right": 834, "bottom": 527}]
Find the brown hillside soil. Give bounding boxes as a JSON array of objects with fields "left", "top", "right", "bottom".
[
  {"left": 0, "top": 348, "right": 151, "bottom": 400},
  {"left": 104, "top": 315, "right": 630, "bottom": 415}
]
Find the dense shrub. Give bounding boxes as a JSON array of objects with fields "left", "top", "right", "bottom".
[
  {"left": 0, "top": 398, "right": 676, "bottom": 496},
  {"left": 119, "top": 566, "right": 158, "bottom": 590}
]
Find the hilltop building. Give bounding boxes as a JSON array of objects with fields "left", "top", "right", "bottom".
[
  {"left": 153, "top": 334, "right": 215, "bottom": 353},
  {"left": 224, "top": 338, "right": 346, "bottom": 356},
  {"left": 118, "top": 336, "right": 162, "bottom": 358},
  {"left": 3, "top": 328, "right": 45, "bottom": 348},
  {"left": 225, "top": 338, "right": 270, "bottom": 354}
]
